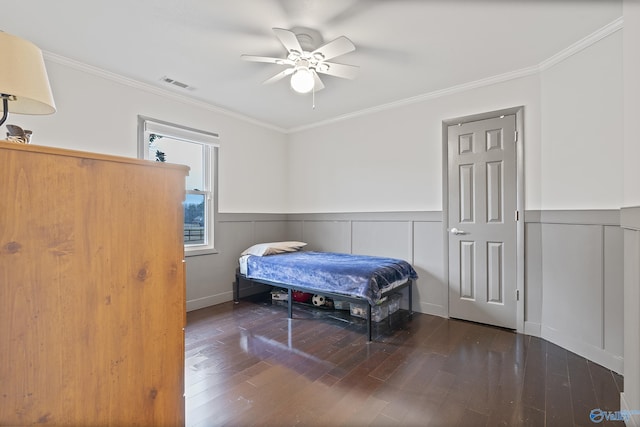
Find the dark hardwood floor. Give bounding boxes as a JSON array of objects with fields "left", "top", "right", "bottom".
[{"left": 185, "top": 296, "right": 624, "bottom": 427}]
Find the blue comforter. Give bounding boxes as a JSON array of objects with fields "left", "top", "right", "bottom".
[{"left": 246, "top": 251, "right": 418, "bottom": 305}]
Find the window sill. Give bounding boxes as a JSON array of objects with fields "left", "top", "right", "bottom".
[{"left": 185, "top": 247, "right": 219, "bottom": 257}]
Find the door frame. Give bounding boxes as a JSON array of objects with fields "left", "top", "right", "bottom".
[{"left": 441, "top": 106, "right": 525, "bottom": 333}]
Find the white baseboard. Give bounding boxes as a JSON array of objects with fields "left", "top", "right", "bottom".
[
  {"left": 418, "top": 301, "right": 448, "bottom": 318},
  {"left": 187, "top": 291, "right": 233, "bottom": 312},
  {"left": 524, "top": 321, "right": 542, "bottom": 337},
  {"left": 541, "top": 325, "right": 624, "bottom": 374}
]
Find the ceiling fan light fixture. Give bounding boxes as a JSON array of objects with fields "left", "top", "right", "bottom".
[
  {"left": 290, "top": 67, "right": 314, "bottom": 93},
  {"left": 241, "top": 27, "right": 357, "bottom": 96}
]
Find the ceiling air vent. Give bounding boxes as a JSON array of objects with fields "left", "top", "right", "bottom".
[{"left": 160, "top": 76, "right": 191, "bottom": 90}]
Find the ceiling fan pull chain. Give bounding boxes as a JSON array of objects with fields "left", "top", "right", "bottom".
[{"left": 312, "top": 85, "right": 316, "bottom": 110}]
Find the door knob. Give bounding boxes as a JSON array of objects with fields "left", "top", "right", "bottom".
[{"left": 449, "top": 227, "right": 466, "bottom": 235}]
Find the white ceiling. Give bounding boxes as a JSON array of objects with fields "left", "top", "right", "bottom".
[{"left": 3, "top": 0, "right": 622, "bottom": 131}]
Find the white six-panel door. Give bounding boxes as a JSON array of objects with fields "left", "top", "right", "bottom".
[{"left": 448, "top": 115, "right": 517, "bottom": 329}]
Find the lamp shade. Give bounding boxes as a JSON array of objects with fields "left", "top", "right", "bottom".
[{"left": 0, "top": 32, "right": 56, "bottom": 115}]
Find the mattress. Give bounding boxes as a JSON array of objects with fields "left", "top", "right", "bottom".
[
  {"left": 239, "top": 254, "right": 250, "bottom": 276},
  {"left": 243, "top": 251, "right": 418, "bottom": 306}
]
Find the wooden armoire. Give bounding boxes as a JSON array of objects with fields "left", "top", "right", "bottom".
[{"left": 0, "top": 141, "right": 189, "bottom": 426}]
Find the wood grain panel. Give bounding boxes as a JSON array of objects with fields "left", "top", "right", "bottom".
[{"left": 0, "top": 141, "right": 188, "bottom": 426}]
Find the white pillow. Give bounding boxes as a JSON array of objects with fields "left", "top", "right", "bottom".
[{"left": 241, "top": 241, "right": 307, "bottom": 256}]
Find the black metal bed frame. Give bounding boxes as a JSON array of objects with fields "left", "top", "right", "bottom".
[{"left": 234, "top": 271, "right": 414, "bottom": 342}]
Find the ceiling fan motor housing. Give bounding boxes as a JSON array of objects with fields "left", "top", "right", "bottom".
[{"left": 290, "top": 27, "right": 323, "bottom": 52}]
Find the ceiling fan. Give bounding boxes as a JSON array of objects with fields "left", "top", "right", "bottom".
[{"left": 241, "top": 27, "right": 359, "bottom": 94}]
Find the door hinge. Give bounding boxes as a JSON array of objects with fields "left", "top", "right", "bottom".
[
  {"left": 516, "top": 289, "right": 520, "bottom": 301},
  {"left": 515, "top": 210, "right": 520, "bottom": 221},
  {"left": 514, "top": 131, "right": 518, "bottom": 142}
]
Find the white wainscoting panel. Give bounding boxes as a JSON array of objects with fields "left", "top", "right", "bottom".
[
  {"left": 297, "top": 220, "right": 352, "bottom": 253},
  {"left": 413, "top": 221, "right": 447, "bottom": 317},
  {"left": 254, "top": 220, "right": 292, "bottom": 244},
  {"left": 622, "top": 206, "right": 640, "bottom": 426},
  {"left": 541, "top": 223, "right": 604, "bottom": 350},
  {"left": 533, "top": 212, "right": 624, "bottom": 374},
  {"left": 351, "top": 221, "right": 412, "bottom": 260},
  {"left": 604, "top": 226, "right": 624, "bottom": 358},
  {"left": 524, "top": 222, "right": 543, "bottom": 336},
  {"left": 191, "top": 210, "right": 625, "bottom": 378},
  {"left": 186, "top": 214, "right": 291, "bottom": 311}
]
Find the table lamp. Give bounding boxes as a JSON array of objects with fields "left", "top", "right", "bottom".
[{"left": 0, "top": 31, "right": 56, "bottom": 128}]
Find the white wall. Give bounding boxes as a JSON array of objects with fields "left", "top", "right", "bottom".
[
  {"left": 623, "top": 0, "right": 640, "bottom": 424},
  {"left": 287, "top": 75, "right": 542, "bottom": 212},
  {"left": 10, "top": 56, "right": 289, "bottom": 214},
  {"left": 288, "top": 32, "right": 625, "bottom": 214},
  {"left": 624, "top": 1, "right": 640, "bottom": 209},
  {"left": 540, "top": 31, "right": 623, "bottom": 210}
]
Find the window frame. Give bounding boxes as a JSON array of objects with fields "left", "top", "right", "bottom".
[{"left": 137, "top": 115, "right": 218, "bottom": 256}]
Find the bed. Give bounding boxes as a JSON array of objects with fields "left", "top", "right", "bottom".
[{"left": 234, "top": 242, "right": 418, "bottom": 341}]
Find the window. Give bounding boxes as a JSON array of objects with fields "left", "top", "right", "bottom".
[{"left": 138, "top": 116, "right": 218, "bottom": 256}]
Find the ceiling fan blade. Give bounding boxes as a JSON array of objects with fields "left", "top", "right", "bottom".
[
  {"left": 272, "top": 28, "right": 302, "bottom": 54},
  {"left": 313, "top": 71, "right": 325, "bottom": 91},
  {"left": 311, "top": 36, "right": 355, "bottom": 61},
  {"left": 263, "top": 68, "right": 295, "bottom": 84},
  {"left": 241, "top": 54, "right": 294, "bottom": 65},
  {"left": 316, "top": 62, "right": 359, "bottom": 79}
]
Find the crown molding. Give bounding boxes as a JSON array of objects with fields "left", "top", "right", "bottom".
[
  {"left": 43, "top": 52, "right": 287, "bottom": 134},
  {"left": 288, "top": 16, "right": 624, "bottom": 134},
  {"left": 42, "top": 15, "right": 623, "bottom": 136},
  {"left": 287, "top": 65, "right": 539, "bottom": 133},
  {"left": 538, "top": 16, "right": 623, "bottom": 71}
]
